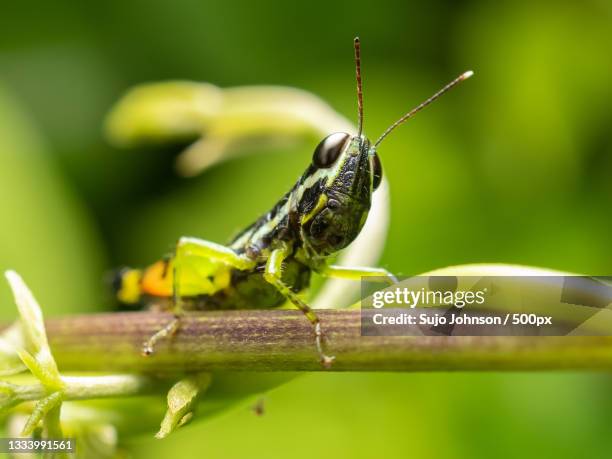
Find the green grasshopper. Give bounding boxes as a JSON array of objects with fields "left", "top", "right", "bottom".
[{"left": 113, "top": 38, "right": 473, "bottom": 365}]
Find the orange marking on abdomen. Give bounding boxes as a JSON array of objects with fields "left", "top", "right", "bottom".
[{"left": 141, "top": 260, "right": 173, "bottom": 297}]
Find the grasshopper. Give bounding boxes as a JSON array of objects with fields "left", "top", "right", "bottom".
[{"left": 113, "top": 38, "right": 473, "bottom": 366}]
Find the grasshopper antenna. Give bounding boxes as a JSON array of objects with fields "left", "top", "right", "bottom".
[
  {"left": 354, "top": 37, "right": 364, "bottom": 138},
  {"left": 374, "top": 70, "right": 474, "bottom": 148}
]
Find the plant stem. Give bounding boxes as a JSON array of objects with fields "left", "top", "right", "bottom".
[
  {"left": 6, "top": 375, "right": 155, "bottom": 404},
  {"left": 28, "top": 310, "right": 612, "bottom": 372}
]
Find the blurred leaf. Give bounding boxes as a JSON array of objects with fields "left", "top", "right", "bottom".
[
  {"left": 0, "top": 83, "right": 106, "bottom": 317},
  {"left": 0, "top": 324, "right": 26, "bottom": 376},
  {"left": 105, "top": 82, "right": 353, "bottom": 176},
  {"left": 105, "top": 82, "right": 224, "bottom": 147}
]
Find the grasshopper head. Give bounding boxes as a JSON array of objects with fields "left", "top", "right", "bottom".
[
  {"left": 298, "top": 132, "right": 381, "bottom": 257},
  {"left": 298, "top": 38, "right": 472, "bottom": 258}
]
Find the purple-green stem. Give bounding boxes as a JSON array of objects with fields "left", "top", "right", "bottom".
[{"left": 28, "top": 310, "right": 612, "bottom": 372}]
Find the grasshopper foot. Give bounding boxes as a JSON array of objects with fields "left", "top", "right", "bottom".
[
  {"left": 142, "top": 315, "right": 181, "bottom": 356},
  {"left": 315, "top": 322, "right": 335, "bottom": 368}
]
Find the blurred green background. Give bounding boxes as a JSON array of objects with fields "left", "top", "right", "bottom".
[{"left": 1, "top": 0, "right": 611, "bottom": 457}]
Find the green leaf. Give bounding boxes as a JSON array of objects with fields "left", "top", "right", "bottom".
[
  {"left": 105, "top": 82, "right": 353, "bottom": 176},
  {"left": 156, "top": 373, "right": 211, "bottom": 439},
  {"left": 105, "top": 81, "right": 223, "bottom": 147},
  {"left": 5, "top": 271, "right": 64, "bottom": 391},
  {"left": 21, "top": 391, "right": 64, "bottom": 436},
  {"left": 0, "top": 323, "right": 27, "bottom": 376},
  {"left": 0, "top": 84, "right": 105, "bottom": 318}
]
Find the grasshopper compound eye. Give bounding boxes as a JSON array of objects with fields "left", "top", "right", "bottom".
[{"left": 312, "top": 132, "right": 350, "bottom": 168}]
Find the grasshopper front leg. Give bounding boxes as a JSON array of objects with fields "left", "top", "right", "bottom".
[
  {"left": 264, "top": 242, "right": 335, "bottom": 367},
  {"left": 143, "top": 237, "right": 257, "bottom": 355},
  {"left": 321, "top": 265, "right": 398, "bottom": 284}
]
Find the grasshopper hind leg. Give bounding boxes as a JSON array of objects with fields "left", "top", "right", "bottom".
[
  {"left": 142, "top": 257, "right": 183, "bottom": 356},
  {"left": 142, "top": 314, "right": 182, "bottom": 356},
  {"left": 142, "top": 236, "right": 257, "bottom": 356}
]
